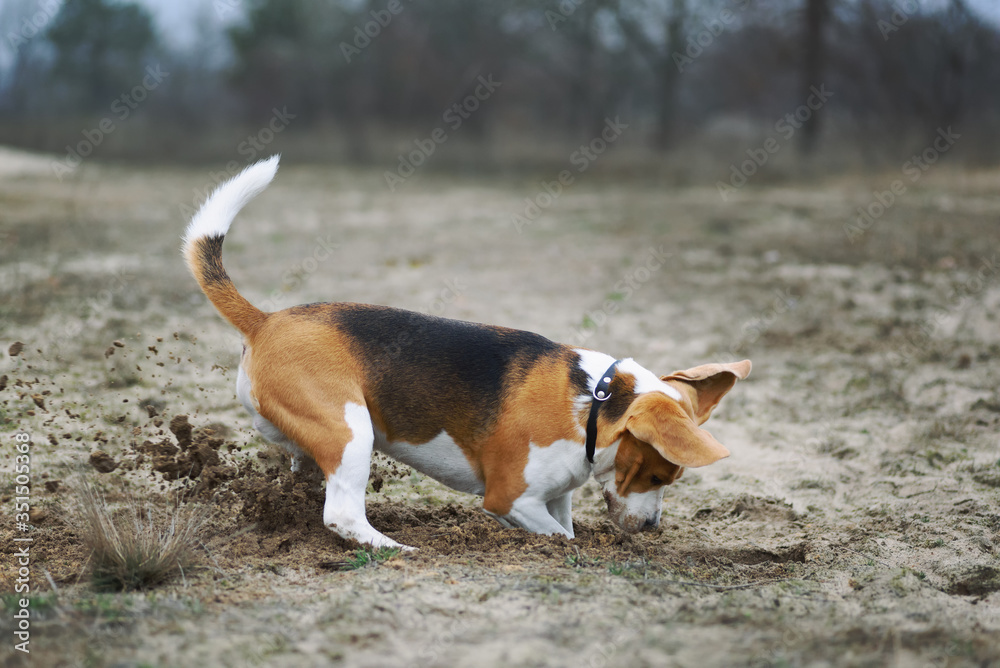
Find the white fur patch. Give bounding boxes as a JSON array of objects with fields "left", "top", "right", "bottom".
[
  {"left": 591, "top": 439, "right": 620, "bottom": 480},
  {"left": 323, "top": 402, "right": 373, "bottom": 525},
  {"left": 182, "top": 155, "right": 279, "bottom": 249},
  {"left": 604, "top": 484, "right": 664, "bottom": 531},
  {"left": 574, "top": 348, "right": 618, "bottom": 395},
  {"left": 517, "top": 439, "right": 595, "bottom": 538},
  {"left": 523, "top": 439, "right": 592, "bottom": 500},
  {"left": 235, "top": 363, "right": 256, "bottom": 414},
  {"left": 574, "top": 349, "right": 680, "bottom": 401},
  {"left": 618, "top": 358, "right": 682, "bottom": 401},
  {"left": 375, "top": 430, "right": 485, "bottom": 496}
]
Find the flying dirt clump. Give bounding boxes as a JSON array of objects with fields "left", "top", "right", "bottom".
[
  {"left": 230, "top": 464, "right": 326, "bottom": 532},
  {"left": 120, "top": 410, "right": 408, "bottom": 526},
  {"left": 89, "top": 450, "right": 119, "bottom": 473},
  {"left": 129, "top": 414, "right": 238, "bottom": 498},
  {"left": 169, "top": 414, "right": 193, "bottom": 448}
]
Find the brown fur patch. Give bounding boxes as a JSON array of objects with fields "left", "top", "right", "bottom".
[
  {"left": 662, "top": 360, "right": 751, "bottom": 424},
  {"left": 185, "top": 235, "right": 266, "bottom": 336},
  {"left": 614, "top": 434, "right": 684, "bottom": 497},
  {"left": 618, "top": 392, "right": 730, "bottom": 468},
  {"left": 243, "top": 311, "right": 367, "bottom": 476},
  {"left": 481, "top": 349, "right": 588, "bottom": 514}
]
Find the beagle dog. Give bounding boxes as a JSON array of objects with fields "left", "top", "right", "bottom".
[{"left": 182, "top": 156, "right": 750, "bottom": 550}]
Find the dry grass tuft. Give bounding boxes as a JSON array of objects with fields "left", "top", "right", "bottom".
[{"left": 74, "top": 481, "right": 209, "bottom": 591}]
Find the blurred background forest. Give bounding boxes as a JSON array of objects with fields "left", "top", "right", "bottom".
[{"left": 0, "top": 0, "right": 999, "bottom": 177}]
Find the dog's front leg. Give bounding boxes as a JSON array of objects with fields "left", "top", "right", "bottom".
[
  {"left": 545, "top": 492, "right": 575, "bottom": 538},
  {"left": 484, "top": 495, "right": 573, "bottom": 538}
]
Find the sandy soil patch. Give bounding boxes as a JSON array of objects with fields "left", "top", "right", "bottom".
[{"left": 0, "top": 152, "right": 998, "bottom": 667}]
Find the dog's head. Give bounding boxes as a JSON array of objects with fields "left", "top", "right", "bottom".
[{"left": 593, "top": 359, "right": 751, "bottom": 532}]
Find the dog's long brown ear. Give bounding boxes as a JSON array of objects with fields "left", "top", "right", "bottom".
[
  {"left": 625, "top": 393, "right": 730, "bottom": 468},
  {"left": 616, "top": 456, "right": 642, "bottom": 497},
  {"left": 661, "top": 360, "right": 751, "bottom": 424}
]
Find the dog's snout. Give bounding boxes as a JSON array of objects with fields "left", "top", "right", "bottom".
[{"left": 641, "top": 515, "right": 659, "bottom": 530}]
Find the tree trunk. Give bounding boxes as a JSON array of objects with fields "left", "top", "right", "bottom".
[
  {"left": 656, "top": 0, "right": 686, "bottom": 151},
  {"left": 799, "top": 0, "right": 827, "bottom": 156}
]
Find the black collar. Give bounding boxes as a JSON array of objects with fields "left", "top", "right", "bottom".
[{"left": 585, "top": 360, "right": 621, "bottom": 463}]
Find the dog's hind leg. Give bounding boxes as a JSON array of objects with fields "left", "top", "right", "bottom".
[
  {"left": 239, "top": 332, "right": 409, "bottom": 550},
  {"left": 308, "top": 401, "right": 413, "bottom": 551},
  {"left": 238, "top": 362, "right": 312, "bottom": 472}
]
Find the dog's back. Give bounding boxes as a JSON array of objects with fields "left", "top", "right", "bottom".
[{"left": 246, "top": 300, "right": 590, "bottom": 450}]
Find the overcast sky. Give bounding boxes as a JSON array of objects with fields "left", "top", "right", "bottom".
[{"left": 129, "top": 0, "right": 1000, "bottom": 52}]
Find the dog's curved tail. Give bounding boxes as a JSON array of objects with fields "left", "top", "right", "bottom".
[{"left": 181, "top": 155, "right": 279, "bottom": 337}]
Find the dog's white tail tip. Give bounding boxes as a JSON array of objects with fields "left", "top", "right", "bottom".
[{"left": 182, "top": 154, "right": 281, "bottom": 249}]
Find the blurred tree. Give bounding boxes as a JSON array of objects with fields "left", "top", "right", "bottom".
[
  {"left": 1, "top": 0, "right": 999, "bottom": 166},
  {"left": 615, "top": 0, "right": 688, "bottom": 150},
  {"left": 228, "top": 0, "right": 337, "bottom": 122},
  {"left": 228, "top": 0, "right": 518, "bottom": 156},
  {"left": 799, "top": 0, "right": 829, "bottom": 156},
  {"left": 837, "top": 0, "right": 996, "bottom": 158},
  {"left": 46, "top": 0, "right": 157, "bottom": 111}
]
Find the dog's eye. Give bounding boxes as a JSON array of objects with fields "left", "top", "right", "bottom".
[{"left": 650, "top": 475, "right": 663, "bottom": 486}]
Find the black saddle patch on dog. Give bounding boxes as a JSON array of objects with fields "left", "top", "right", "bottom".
[{"left": 328, "top": 303, "right": 579, "bottom": 445}]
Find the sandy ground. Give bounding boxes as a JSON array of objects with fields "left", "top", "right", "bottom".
[{"left": 0, "top": 149, "right": 998, "bottom": 667}]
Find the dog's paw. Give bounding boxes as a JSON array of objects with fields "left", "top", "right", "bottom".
[{"left": 376, "top": 538, "right": 415, "bottom": 552}]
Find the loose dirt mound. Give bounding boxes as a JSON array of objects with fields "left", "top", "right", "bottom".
[{"left": 75, "top": 406, "right": 687, "bottom": 573}]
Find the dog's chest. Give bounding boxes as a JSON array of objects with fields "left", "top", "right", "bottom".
[{"left": 374, "top": 429, "right": 486, "bottom": 496}]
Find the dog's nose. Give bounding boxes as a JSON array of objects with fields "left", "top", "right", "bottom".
[{"left": 642, "top": 516, "right": 659, "bottom": 530}]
